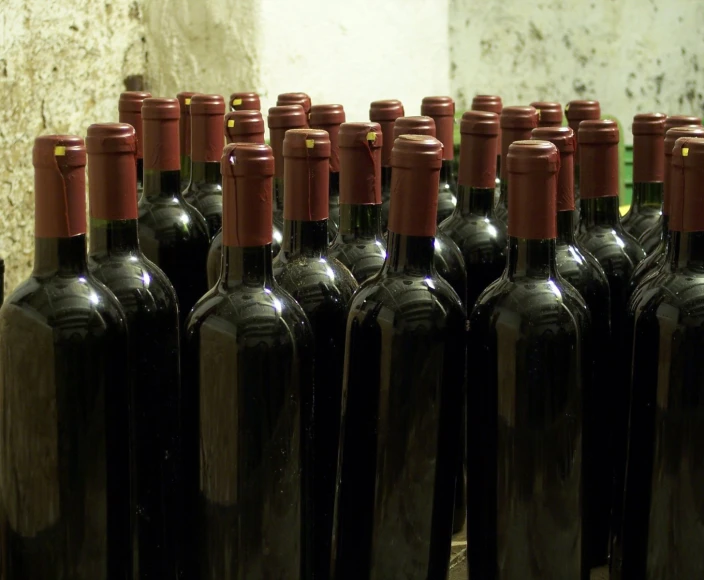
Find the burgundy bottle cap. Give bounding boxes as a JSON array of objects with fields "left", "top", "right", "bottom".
[
  {"left": 370, "top": 99, "right": 405, "bottom": 167},
  {"left": 393, "top": 116, "right": 436, "bottom": 142},
  {"left": 507, "top": 140, "right": 559, "bottom": 239},
  {"left": 190, "top": 94, "right": 226, "bottom": 163},
  {"left": 339, "top": 122, "right": 382, "bottom": 206},
  {"left": 565, "top": 100, "right": 601, "bottom": 124},
  {"left": 221, "top": 143, "right": 274, "bottom": 246},
  {"left": 224, "top": 110, "right": 265, "bottom": 144},
  {"left": 531, "top": 101, "right": 564, "bottom": 127},
  {"left": 86, "top": 123, "right": 138, "bottom": 222},
  {"left": 388, "top": 134, "right": 443, "bottom": 237},
  {"left": 632, "top": 113, "right": 666, "bottom": 183},
  {"left": 578, "top": 119, "right": 619, "bottom": 199},
  {"left": 268, "top": 105, "right": 308, "bottom": 180},
  {"left": 459, "top": 111, "right": 499, "bottom": 188},
  {"left": 229, "top": 92, "right": 260, "bottom": 111},
  {"left": 665, "top": 115, "right": 702, "bottom": 132},
  {"left": 177, "top": 92, "right": 196, "bottom": 158},
  {"left": 142, "top": 98, "right": 180, "bottom": 171},
  {"left": 673, "top": 137, "right": 704, "bottom": 232},
  {"left": 500, "top": 106, "right": 539, "bottom": 180},
  {"left": 532, "top": 126, "right": 576, "bottom": 212},
  {"left": 309, "top": 104, "right": 345, "bottom": 173},
  {"left": 421, "top": 96, "right": 455, "bottom": 160},
  {"left": 283, "top": 129, "right": 331, "bottom": 221},
  {"left": 33, "top": 135, "right": 87, "bottom": 238},
  {"left": 277, "top": 92, "right": 312, "bottom": 115},
  {"left": 663, "top": 126, "right": 704, "bottom": 216},
  {"left": 119, "top": 91, "right": 151, "bottom": 159},
  {"left": 471, "top": 95, "right": 503, "bottom": 115}
]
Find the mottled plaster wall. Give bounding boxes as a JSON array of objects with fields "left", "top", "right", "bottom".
[
  {"left": 0, "top": 0, "right": 147, "bottom": 292},
  {"left": 450, "top": 0, "right": 704, "bottom": 142}
]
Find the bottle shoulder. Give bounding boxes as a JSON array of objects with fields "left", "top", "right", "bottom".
[
  {"left": 556, "top": 242, "right": 610, "bottom": 294},
  {"left": 185, "top": 282, "right": 313, "bottom": 347},
  {"left": 577, "top": 226, "right": 646, "bottom": 271},
  {"left": 634, "top": 270, "right": 704, "bottom": 328},
  {"left": 440, "top": 213, "right": 508, "bottom": 250},
  {"left": 88, "top": 252, "right": 179, "bottom": 318},
  {"left": 138, "top": 194, "right": 210, "bottom": 236},
  {"left": 328, "top": 237, "right": 387, "bottom": 285},
  {"left": 1, "top": 273, "right": 127, "bottom": 335}
]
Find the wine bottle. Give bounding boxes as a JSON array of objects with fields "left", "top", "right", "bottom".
[
  {"left": 183, "top": 94, "right": 226, "bottom": 238},
  {"left": 229, "top": 91, "right": 260, "bottom": 111},
  {"left": 615, "top": 136, "right": 704, "bottom": 580},
  {"left": 277, "top": 92, "right": 312, "bottom": 127},
  {"left": 533, "top": 125, "right": 612, "bottom": 570},
  {"left": 139, "top": 98, "right": 210, "bottom": 326},
  {"left": 207, "top": 110, "right": 277, "bottom": 287},
  {"left": 177, "top": 91, "right": 196, "bottom": 192},
  {"left": 530, "top": 101, "right": 564, "bottom": 128},
  {"left": 268, "top": 104, "right": 308, "bottom": 232},
  {"left": 576, "top": 120, "right": 645, "bottom": 556},
  {"left": 467, "top": 140, "right": 588, "bottom": 580},
  {"left": 628, "top": 125, "right": 704, "bottom": 297},
  {"left": 471, "top": 94, "right": 503, "bottom": 202},
  {"left": 566, "top": 100, "right": 601, "bottom": 227},
  {"left": 0, "top": 135, "right": 130, "bottom": 578},
  {"left": 421, "top": 96, "right": 457, "bottom": 223},
  {"left": 273, "top": 129, "right": 359, "bottom": 580},
  {"left": 638, "top": 114, "right": 702, "bottom": 254},
  {"left": 369, "top": 99, "right": 405, "bottom": 232},
  {"left": 332, "top": 134, "right": 465, "bottom": 580},
  {"left": 621, "top": 113, "right": 667, "bottom": 239},
  {"left": 495, "top": 106, "right": 539, "bottom": 225},
  {"left": 86, "top": 123, "right": 182, "bottom": 579},
  {"left": 392, "top": 116, "right": 468, "bottom": 310},
  {"left": 119, "top": 90, "right": 152, "bottom": 200},
  {"left": 328, "top": 122, "right": 386, "bottom": 283},
  {"left": 0, "top": 255, "right": 4, "bottom": 306},
  {"left": 183, "top": 142, "right": 315, "bottom": 580},
  {"left": 309, "top": 104, "right": 346, "bottom": 242}
]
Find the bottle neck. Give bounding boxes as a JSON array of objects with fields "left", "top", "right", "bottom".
[
  {"left": 506, "top": 237, "right": 558, "bottom": 280},
  {"left": 33, "top": 235, "right": 89, "bottom": 277},
  {"left": 456, "top": 185, "right": 495, "bottom": 217},
  {"left": 498, "top": 179, "right": 508, "bottom": 210},
  {"left": 136, "top": 158, "right": 144, "bottom": 191},
  {"left": 671, "top": 230, "right": 704, "bottom": 271},
  {"left": 273, "top": 177, "right": 284, "bottom": 213},
  {"left": 144, "top": 169, "right": 183, "bottom": 199},
  {"left": 381, "top": 166, "right": 392, "bottom": 199},
  {"left": 557, "top": 210, "right": 577, "bottom": 244},
  {"left": 329, "top": 171, "right": 340, "bottom": 198},
  {"left": 440, "top": 160, "right": 454, "bottom": 186},
  {"left": 281, "top": 219, "right": 329, "bottom": 258},
  {"left": 338, "top": 204, "right": 383, "bottom": 238},
  {"left": 579, "top": 196, "right": 622, "bottom": 229},
  {"left": 218, "top": 245, "right": 275, "bottom": 289},
  {"left": 495, "top": 154, "right": 501, "bottom": 180},
  {"left": 629, "top": 182, "right": 663, "bottom": 212},
  {"left": 382, "top": 231, "right": 436, "bottom": 277},
  {"left": 189, "top": 161, "right": 221, "bottom": 187},
  {"left": 180, "top": 154, "right": 191, "bottom": 184},
  {"left": 89, "top": 218, "right": 141, "bottom": 257}
]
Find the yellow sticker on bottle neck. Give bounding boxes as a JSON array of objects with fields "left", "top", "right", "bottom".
[
  {"left": 366, "top": 132, "right": 377, "bottom": 142},
  {"left": 537, "top": 109, "right": 541, "bottom": 119},
  {"left": 683, "top": 147, "right": 690, "bottom": 157},
  {"left": 185, "top": 98, "right": 191, "bottom": 106},
  {"left": 233, "top": 98, "right": 242, "bottom": 106},
  {"left": 305, "top": 139, "right": 315, "bottom": 148},
  {"left": 54, "top": 146, "right": 66, "bottom": 156},
  {"left": 227, "top": 119, "right": 235, "bottom": 128}
]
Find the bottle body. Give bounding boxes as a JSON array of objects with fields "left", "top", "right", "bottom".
[
  {"left": 616, "top": 250, "right": 704, "bottom": 579},
  {"left": 88, "top": 219, "right": 183, "bottom": 579},
  {"left": 183, "top": 245, "right": 314, "bottom": 580},
  {"left": 467, "top": 237, "right": 588, "bottom": 580},
  {"left": 333, "top": 233, "right": 465, "bottom": 579},
  {"left": 139, "top": 170, "right": 210, "bottom": 325},
  {"left": 273, "top": 220, "right": 358, "bottom": 580},
  {"left": 0, "top": 236, "right": 130, "bottom": 579}
]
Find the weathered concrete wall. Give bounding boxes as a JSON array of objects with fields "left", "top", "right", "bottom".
[
  {"left": 449, "top": 0, "right": 704, "bottom": 142},
  {"left": 0, "top": 0, "right": 147, "bottom": 292}
]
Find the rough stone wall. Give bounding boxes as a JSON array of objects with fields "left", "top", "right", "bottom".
[
  {"left": 0, "top": 0, "right": 147, "bottom": 293},
  {"left": 449, "top": 0, "right": 704, "bottom": 142}
]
